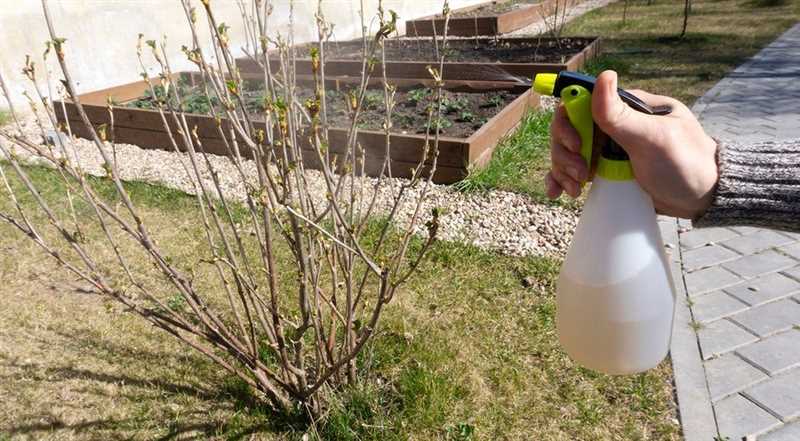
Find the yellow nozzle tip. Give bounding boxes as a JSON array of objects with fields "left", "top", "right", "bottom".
[{"left": 533, "top": 73, "right": 557, "bottom": 96}]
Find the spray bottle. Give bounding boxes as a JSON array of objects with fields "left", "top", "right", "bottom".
[{"left": 533, "top": 71, "right": 676, "bottom": 375}]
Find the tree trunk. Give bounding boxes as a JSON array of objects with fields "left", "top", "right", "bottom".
[
  {"left": 680, "top": 0, "right": 691, "bottom": 38},
  {"left": 622, "top": 0, "right": 629, "bottom": 25}
]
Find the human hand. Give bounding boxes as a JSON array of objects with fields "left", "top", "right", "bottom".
[{"left": 545, "top": 70, "right": 719, "bottom": 219}]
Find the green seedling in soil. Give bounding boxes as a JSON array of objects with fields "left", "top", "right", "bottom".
[
  {"left": 444, "top": 96, "right": 469, "bottom": 114},
  {"left": 129, "top": 84, "right": 170, "bottom": 109},
  {"left": 481, "top": 94, "right": 505, "bottom": 108},
  {"left": 182, "top": 93, "right": 218, "bottom": 114},
  {"left": 363, "top": 90, "right": 383, "bottom": 110},
  {"left": 456, "top": 110, "right": 475, "bottom": 123},
  {"left": 396, "top": 113, "right": 415, "bottom": 127},
  {"left": 419, "top": 116, "right": 452, "bottom": 134},
  {"left": 408, "top": 88, "right": 432, "bottom": 104}
]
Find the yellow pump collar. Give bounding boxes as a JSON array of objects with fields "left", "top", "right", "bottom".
[
  {"left": 596, "top": 158, "right": 634, "bottom": 181},
  {"left": 533, "top": 73, "right": 557, "bottom": 96}
]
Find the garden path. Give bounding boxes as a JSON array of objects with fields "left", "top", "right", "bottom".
[{"left": 666, "top": 23, "right": 800, "bottom": 441}]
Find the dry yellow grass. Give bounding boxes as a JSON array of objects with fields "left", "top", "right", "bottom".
[{"left": 0, "top": 167, "right": 681, "bottom": 440}]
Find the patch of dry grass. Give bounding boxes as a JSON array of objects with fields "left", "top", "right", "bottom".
[{"left": 0, "top": 165, "right": 681, "bottom": 440}]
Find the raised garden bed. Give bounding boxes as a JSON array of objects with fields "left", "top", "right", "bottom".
[
  {"left": 53, "top": 74, "right": 538, "bottom": 183},
  {"left": 237, "top": 36, "right": 600, "bottom": 83},
  {"left": 406, "top": 0, "right": 555, "bottom": 37}
]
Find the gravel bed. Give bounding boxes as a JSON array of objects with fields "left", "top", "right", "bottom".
[{"left": 1, "top": 113, "right": 577, "bottom": 258}]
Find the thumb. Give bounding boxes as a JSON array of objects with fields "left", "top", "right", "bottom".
[{"left": 592, "top": 70, "right": 662, "bottom": 153}]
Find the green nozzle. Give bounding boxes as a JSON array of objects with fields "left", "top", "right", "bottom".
[{"left": 533, "top": 73, "right": 557, "bottom": 96}]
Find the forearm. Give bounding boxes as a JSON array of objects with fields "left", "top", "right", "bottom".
[{"left": 694, "top": 139, "right": 800, "bottom": 232}]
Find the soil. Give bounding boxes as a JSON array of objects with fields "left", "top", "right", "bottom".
[
  {"left": 127, "top": 82, "right": 520, "bottom": 138},
  {"left": 450, "top": 0, "right": 540, "bottom": 18},
  {"left": 301, "top": 37, "right": 594, "bottom": 64}
]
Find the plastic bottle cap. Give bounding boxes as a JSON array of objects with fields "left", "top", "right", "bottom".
[{"left": 533, "top": 73, "right": 557, "bottom": 96}]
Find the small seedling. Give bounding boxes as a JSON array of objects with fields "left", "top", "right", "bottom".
[
  {"left": 395, "top": 113, "right": 415, "bottom": 128},
  {"left": 481, "top": 94, "right": 505, "bottom": 108},
  {"left": 472, "top": 116, "right": 489, "bottom": 129},
  {"left": 444, "top": 96, "right": 469, "bottom": 114},
  {"left": 363, "top": 90, "right": 383, "bottom": 109},
  {"left": 457, "top": 110, "right": 475, "bottom": 123},
  {"left": 408, "top": 88, "right": 431, "bottom": 104},
  {"left": 419, "top": 115, "right": 452, "bottom": 134},
  {"left": 182, "top": 93, "right": 217, "bottom": 114}
]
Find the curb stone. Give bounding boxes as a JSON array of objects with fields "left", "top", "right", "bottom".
[{"left": 662, "top": 217, "right": 719, "bottom": 441}]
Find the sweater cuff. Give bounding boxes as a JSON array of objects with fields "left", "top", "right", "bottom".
[{"left": 693, "top": 138, "right": 800, "bottom": 232}]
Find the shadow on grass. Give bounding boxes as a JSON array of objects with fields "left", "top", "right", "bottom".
[{"left": 0, "top": 316, "right": 468, "bottom": 441}]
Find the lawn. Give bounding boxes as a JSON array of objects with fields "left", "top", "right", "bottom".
[
  {"left": 8, "top": 0, "right": 794, "bottom": 438},
  {"left": 0, "top": 165, "right": 679, "bottom": 440},
  {"left": 461, "top": 0, "right": 800, "bottom": 200}
]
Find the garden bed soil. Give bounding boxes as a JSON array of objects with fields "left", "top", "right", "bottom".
[
  {"left": 407, "top": 0, "right": 549, "bottom": 36},
  {"left": 127, "top": 80, "right": 521, "bottom": 139},
  {"left": 237, "top": 36, "right": 601, "bottom": 82},
  {"left": 54, "top": 73, "right": 539, "bottom": 184}
]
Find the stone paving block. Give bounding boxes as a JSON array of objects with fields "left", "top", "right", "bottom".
[
  {"left": 744, "top": 368, "right": 800, "bottom": 421},
  {"left": 783, "top": 266, "right": 800, "bottom": 282},
  {"left": 698, "top": 319, "right": 758, "bottom": 360},
  {"left": 761, "top": 420, "right": 800, "bottom": 441},
  {"left": 682, "top": 245, "right": 740, "bottom": 272},
  {"left": 691, "top": 291, "right": 750, "bottom": 324},
  {"left": 720, "top": 229, "right": 796, "bottom": 255},
  {"left": 680, "top": 227, "right": 739, "bottom": 250},
  {"left": 722, "top": 250, "right": 798, "bottom": 279},
  {"left": 737, "top": 329, "right": 800, "bottom": 375},
  {"left": 779, "top": 242, "right": 800, "bottom": 260},
  {"left": 730, "top": 226, "right": 763, "bottom": 235},
  {"left": 730, "top": 299, "right": 800, "bottom": 337},
  {"left": 779, "top": 231, "right": 800, "bottom": 241},
  {"left": 725, "top": 272, "right": 800, "bottom": 306},
  {"left": 685, "top": 266, "right": 743, "bottom": 298},
  {"left": 705, "top": 353, "right": 768, "bottom": 402},
  {"left": 714, "top": 394, "right": 781, "bottom": 440},
  {"left": 659, "top": 222, "right": 680, "bottom": 263}
]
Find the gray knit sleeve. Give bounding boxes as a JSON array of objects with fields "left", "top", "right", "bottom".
[{"left": 694, "top": 139, "right": 800, "bottom": 232}]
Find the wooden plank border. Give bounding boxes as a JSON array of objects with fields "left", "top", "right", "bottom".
[
  {"left": 405, "top": 0, "right": 560, "bottom": 37},
  {"left": 53, "top": 74, "right": 539, "bottom": 184}
]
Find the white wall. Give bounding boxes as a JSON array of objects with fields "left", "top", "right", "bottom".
[{"left": 0, "top": 0, "right": 485, "bottom": 109}]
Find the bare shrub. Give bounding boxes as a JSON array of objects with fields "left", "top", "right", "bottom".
[
  {"left": 0, "top": 0, "right": 452, "bottom": 418},
  {"left": 539, "top": 0, "right": 574, "bottom": 41}
]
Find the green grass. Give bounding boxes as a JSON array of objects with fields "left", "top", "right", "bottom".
[
  {"left": 455, "top": 110, "right": 553, "bottom": 200},
  {"left": 0, "top": 164, "right": 681, "bottom": 440},
  {"left": 460, "top": 0, "right": 800, "bottom": 199},
  {"left": 565, "top": 0, "right": 800, "bottom": 104}
]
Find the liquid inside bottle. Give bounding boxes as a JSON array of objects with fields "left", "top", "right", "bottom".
[{"left": 556, "top": 176, "right": 676, "bottom": 375}]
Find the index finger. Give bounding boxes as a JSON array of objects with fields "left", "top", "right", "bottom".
[{"left": 551, "top": 104, "right": 582, "bottom": 154}]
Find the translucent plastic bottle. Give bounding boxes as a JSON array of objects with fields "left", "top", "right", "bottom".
[
  {"left": 533, "top": 71, "right": 677, "bottom": 375},
  {"left": 556, "top": 176, "right": 675, "bottom": 374}
]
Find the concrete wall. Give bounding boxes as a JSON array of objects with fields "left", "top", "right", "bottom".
[{"left": 0, "top": 0, "right": 485, "bottom": 109}]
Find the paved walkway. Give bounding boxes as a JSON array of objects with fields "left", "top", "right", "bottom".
[{"left": 667, "top": 23, "right": 800, "bottom": 441}]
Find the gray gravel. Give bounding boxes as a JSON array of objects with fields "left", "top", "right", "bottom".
[{"left": 1, "top": 112, "right": 577, "bottom": 258}]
